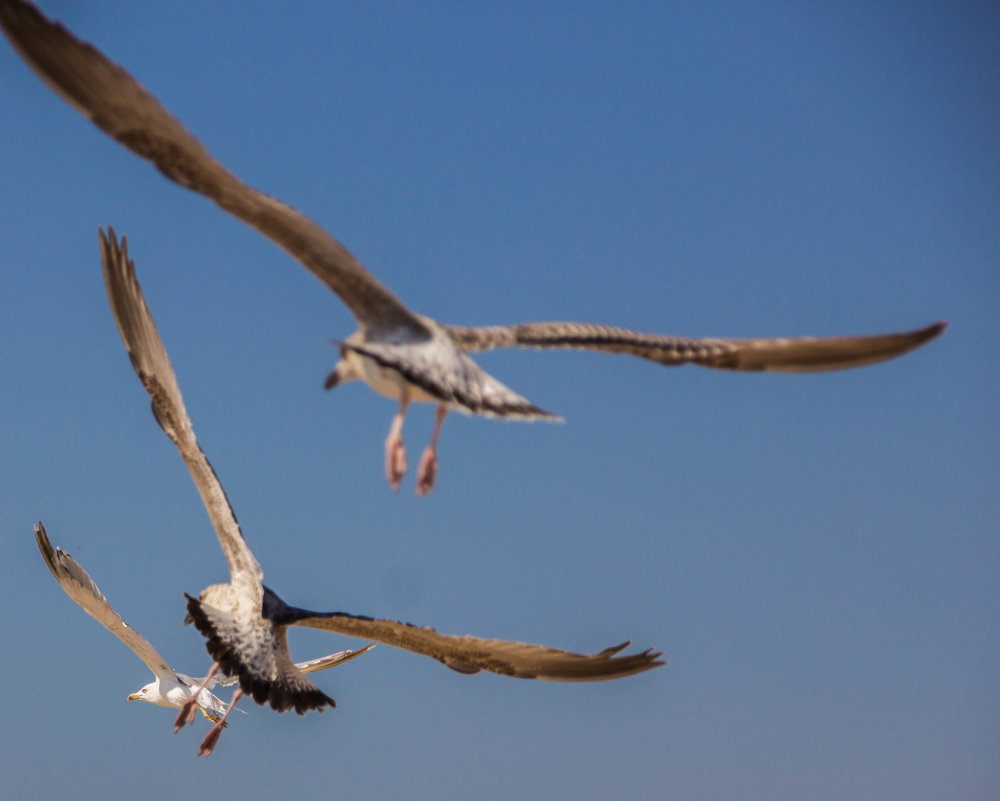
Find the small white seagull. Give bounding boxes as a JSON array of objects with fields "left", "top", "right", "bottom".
[
  {"left": 33, "top": 521, "right": 372, "bottom": 726},
  {"left": 0, "top": 0, "right": 946, "bottom": 495},
  {"left": 99, "top": 225, "right": 663, "bottom": 757}
]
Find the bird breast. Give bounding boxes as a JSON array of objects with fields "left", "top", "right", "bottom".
[{"left": 352, "top": 349, "right": 440, "bottom": 404}]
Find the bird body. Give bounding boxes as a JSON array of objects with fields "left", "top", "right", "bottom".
[
  {"left": 127, "top": 672, "right": 227, "bottom": 719},
  {"left": 0, "top": 0, "right": 945, "bottom": 495},
  {"left": 97, "top": 226, "right": 662, "bottom": 755},
  {"left": 329, "top": 322, "right": 559, "bottom": 421},
  {"left": 33, "top": 521, "right": 369, "bottom": 725}
]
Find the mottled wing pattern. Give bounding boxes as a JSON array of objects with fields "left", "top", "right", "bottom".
[
  {"left": 445, "top": 320, "right": 947, "bottom": 372},
  {"left": 185, "top": 595, "right": 335, "bottom": 715}
]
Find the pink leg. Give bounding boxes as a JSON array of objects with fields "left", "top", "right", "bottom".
[
  {"left": 174, "top": 661, "right": 220, "bottom": 732},
  {"left": 198, "top": 688, "right": 243, "bottom": 757},
  {"left": 384, "top": 392, "right": 410, "bottom": 490},
  {"left": 416, "top": 404, "right": 448, "bottom": 497}
]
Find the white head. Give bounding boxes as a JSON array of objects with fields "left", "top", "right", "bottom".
[{"left": 127, "top": 680, "right": 167, "bottom": 707}]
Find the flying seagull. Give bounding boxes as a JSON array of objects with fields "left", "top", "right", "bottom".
[
  {"left": 98, "top": 226, "right": 663, "bottom": 756},
  {"left": 0, "top": 1, "right": 946, "bottom": 495},
  {"left": 33, "top": 521, "right": 372, "bottom": 726}
]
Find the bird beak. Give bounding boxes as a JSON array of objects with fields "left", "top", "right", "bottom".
[
  {"left": 183, "top": 612, "right": 194, "bottom": 625},
  {"left": 126, "top": 692, "right": 139, "bottom": 702},
  {"left": 324, "top": 364, "right": 341, "bottom": 390}
]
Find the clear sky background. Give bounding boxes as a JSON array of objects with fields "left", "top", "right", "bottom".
[{"left": 1, "top": 2, "right": 996, "bottom": 799}]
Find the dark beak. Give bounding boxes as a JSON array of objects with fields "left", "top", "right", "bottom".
[{"left": 324, "top": 365, "right": 341, "bottom": 390}]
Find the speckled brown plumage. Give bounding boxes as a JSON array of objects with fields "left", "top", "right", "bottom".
[{"left": 97, "top": 226, "right": 663, "bottom": 754}]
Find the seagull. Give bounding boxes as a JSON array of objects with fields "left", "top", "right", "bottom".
[
  {"left": 0, "top": 1, "right": 946, "bottom": 495},
  {"left": 98, "top": 226, "right": 664, "bottom": 756},
  {"left": 33, "top": 521, "right": 373, "bottom": 726}
]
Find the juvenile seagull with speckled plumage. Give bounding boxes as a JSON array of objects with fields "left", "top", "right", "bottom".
[
  {"left": 0, "top": 0, "right": 946, "bottom": 495},
  {"left": 98, "top": 226, "right": 663, "bottom": 757}
]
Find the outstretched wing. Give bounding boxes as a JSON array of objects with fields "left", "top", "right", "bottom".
[
  {"left": 99, "top": 227, "right": 262, "bottom": 593},
  {"left": 34, "top": 521, "right": 177, "bottom": 683},
  {"left": 444, "top": 320, "right": 947, "bottom": 372},
  {"left": 289, "top": 611, "right": 664, "bottom": 682},
  {"left": 0, "top": 0, "right": 424, "bottom": 338}
]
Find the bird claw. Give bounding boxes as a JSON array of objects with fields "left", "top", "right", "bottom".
[
  {"left": 415, "top": 448, "right": 437, "bottom": 496},
  {"left": 201, "top": 707, "right": 228, "bottom": 726}
]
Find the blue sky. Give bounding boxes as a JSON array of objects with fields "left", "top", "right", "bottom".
[{"left": 1, "top": 2, "right": 996, "bottom": 799}]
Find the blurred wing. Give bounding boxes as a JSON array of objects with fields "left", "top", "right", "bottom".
[
  {"left": 291, "top": 611, "right": 664, "bottom": 682},
  {"left": 99, "top": 227, "right": 262, "bottom": 591},
  {"left": 445, "top": 320, "right": 947, "bottom": 372},
  {"left": 294, "top": 644, "right": 376, "bottom": 675},
  {"left": 34, "top": 522, "right": 176, "bottom": 682},
  {"left": 0, "top": 0, "right": 423, "bottom": 336},
  {"left": 212, "top": 644, "right": 376, "bottom": 687}
]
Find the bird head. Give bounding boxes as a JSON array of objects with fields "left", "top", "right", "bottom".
[
  {"left": 127, "top": 682, "right": 156, "bottom": 704},
  {"left": 324, "top": 340, "right": 363, "bottom": 390}
]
